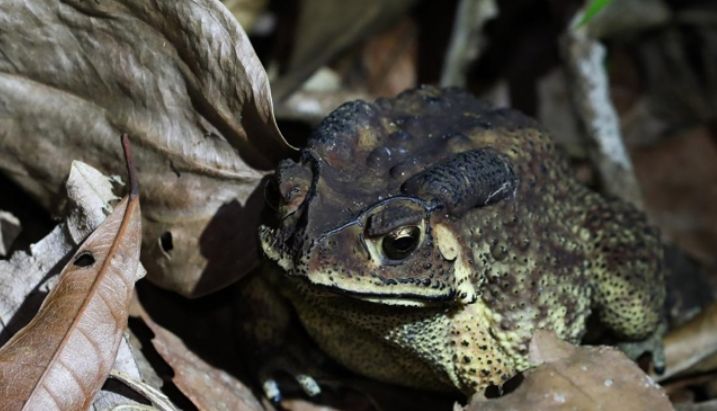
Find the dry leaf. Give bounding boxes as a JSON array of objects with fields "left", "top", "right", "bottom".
[
  {"left": 633, "top": 127, "right": 717, "bottom": 267},
  {"left": 271, "top": 0, "right": 417, "bottom": 100},
  {"left": 222, "top": 0, "right": 269, "bottom": 30},
  {"left": 0, "top": 0, "right": 293, "bottom": 297},
  {"left": 586, "top": 0, "right": 671, "bottom": 38},
  {"left": 276, "top": 87, "right": 373, "bottom": 124},
  {"left": 0, "top": 211, "right": 21, "bottom": 257},
  {"left": 110, "top": 406, "right": 160, "bottom": 411},
  {"left": 361, "top": 18, "right": 418, "bottom": 97},
  {"left": 109, "top": 370, "right": 180, "bottom": 411},
  {"left": 136, "top": 306, "right": 263, "bottom": 411},
  {"left": 466, "top": 331, "right": 674, "bottom": 411},
  {"left": 0, "top": 143, "right": 142, "bottom": 409},
  {"left": 92, "top": 335, "right": 146, "bottom": 411},
  {"left": 280, "top": 399, "right": 342, "bottom": 411},
  {"left": 659, "top": 302, "right": 717, "bottom": 381}
]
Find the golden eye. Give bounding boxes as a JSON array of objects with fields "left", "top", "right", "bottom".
[{"left": 382, "top": 226, "right": 421, "bottom": 261}]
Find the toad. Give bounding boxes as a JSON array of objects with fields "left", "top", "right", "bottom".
[{"left": 254, "top": 86, "right": 665, "bottom": 396}]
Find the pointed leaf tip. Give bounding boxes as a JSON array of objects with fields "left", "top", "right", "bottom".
[{"left": 121, "top": 134, "right": 140, "bottom": 199}]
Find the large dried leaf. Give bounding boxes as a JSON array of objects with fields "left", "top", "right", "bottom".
[
  {"left": 0, "top": 189, "right": 142, "bottom": 409},
  {"left": 466, "top": 331, "right": 673, "bottom": 411},
  {"left": 0, "top": 0, "right": 293, "bottom": 297}
]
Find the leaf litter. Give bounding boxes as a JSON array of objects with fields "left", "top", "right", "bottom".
[
  {"left": 1, "top": 0, "right": 717, "bottom": 410},
  {"left": 0, "top": 0, "right": 293, "bottom": 298}
]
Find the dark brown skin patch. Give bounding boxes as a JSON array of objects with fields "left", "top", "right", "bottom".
[{"left": 259, "top": 85, "right": 666, "bottom": 395}]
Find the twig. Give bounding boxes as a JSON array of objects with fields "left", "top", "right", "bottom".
[
  {"left": 560, "top": 8, "right": 644, "bottom": 208},
  {"left": 440, "top": 0, "right": 497, "bottom": 87}
]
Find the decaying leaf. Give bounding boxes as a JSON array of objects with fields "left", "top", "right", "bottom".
[
  {"left": 134, "top": 304, "right": 263, "bottom": 411},
  {"left": 276, "top": 87, "right": 373, "bottom": 124},
  {"left": 0, "top": 0, "right": 293, "bottom": 297},
  {"left": 0, "top": 211, "right": 21, "bottom": 257},
  {"left": 632, "top": 127, "right": 717, "bottom": 268},
  {"left": 585, "top": 0, "right": 670, "bottom": 38},
  {"left": 271, "top": 0, "right": 418, "bottom": 100},
  {"left": 222, "top": 0, "right": 269, "bottom": 30},
  {"left": 362, "top": 18, "right": 418, "bottom": 97},
  {"left": 466, "top": 331, "right": 674, "bottom": 411},
  {"left": 92, "top": 335, "right": 146, "bottom": 411},
  {"left": 109, "top": 370, "right": 180, "bottom": 411},
  {"left": 0, "top": 137, "right": 143, "bottom": 410},
  {"left": 110, "top": 406, "right": 160, "bottom": 411},
  {"left": 280, "top": 399, "right": 343, "bottom": 411},
  {"left": 659, "top": 302, "right": 717, "bottom": 381}
]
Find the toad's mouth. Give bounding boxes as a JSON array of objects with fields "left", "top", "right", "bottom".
[{"left": 286, "top": 268, "right": 459, "bottom": 307}]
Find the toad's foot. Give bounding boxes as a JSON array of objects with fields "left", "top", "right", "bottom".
[
  {"left": 260, "top": 355, "right": 322, "bottom": 402},
  {"left": 618, "top": 322, "right": 667, "bottom": 374}
]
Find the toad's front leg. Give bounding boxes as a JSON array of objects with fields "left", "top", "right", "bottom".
[{"left": 234, "top": 271, "right": 323, "bottom": 402}]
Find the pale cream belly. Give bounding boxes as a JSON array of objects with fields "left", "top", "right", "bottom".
[{"left": 280, "top": 280, "right": 542, "bottom": 395}]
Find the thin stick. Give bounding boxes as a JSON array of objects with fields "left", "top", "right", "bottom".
[
  {"left": 440, "top": 0, "right": 497, "bottom": 88},
  {"left": 560, "top": 10, "right": 644, "bottom": 208}
]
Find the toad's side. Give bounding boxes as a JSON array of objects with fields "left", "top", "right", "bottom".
[{"left": 257, "top": 86, "right": 665, "bottom": 395}]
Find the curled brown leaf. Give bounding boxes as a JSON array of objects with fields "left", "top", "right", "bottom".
[
  {"left": 0, "top": 139, "right": 142, "bottom": 410},
  {"left": 659, "top": 302, "right": 717, "bottom": 381}
]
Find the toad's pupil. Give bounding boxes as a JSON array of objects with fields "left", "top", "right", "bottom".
[
  {"left": 393, "top": 236, "right": 415, "bottom": 252},
  {"left": 383, "top": 226, "right": 420, "bottom": 260}
]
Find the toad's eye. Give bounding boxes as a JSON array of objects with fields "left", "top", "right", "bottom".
[{"left": 382, "top": 226, "right": 421, "bottom": 261}]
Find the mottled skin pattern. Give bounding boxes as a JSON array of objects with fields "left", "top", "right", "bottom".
[{"left": 259, "top": 86, "right": 665, "bottom": 395}]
